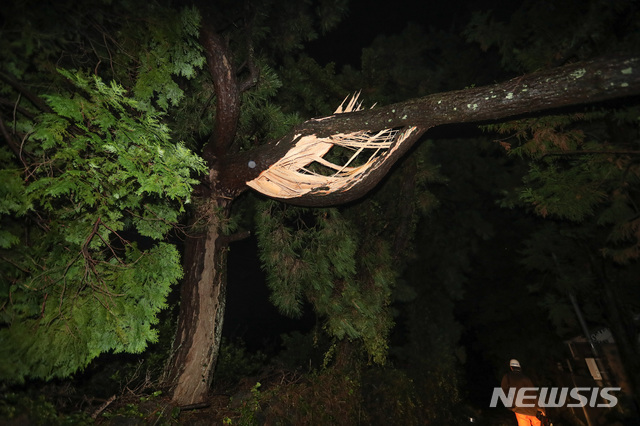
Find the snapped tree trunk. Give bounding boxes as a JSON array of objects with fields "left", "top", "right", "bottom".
[
  {"left": 165, "top": 197, "right": 229, "bottom": 406},
  {"left": 163, "top": 47, "right": 640, "bottom": 407}
]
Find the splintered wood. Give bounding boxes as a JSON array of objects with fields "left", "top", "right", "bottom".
[{"left": 246, "top": 94, "right": 417, "bottom": 199}]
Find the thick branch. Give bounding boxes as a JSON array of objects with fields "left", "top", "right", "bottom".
[
  {"left": 219, "top": 55, "right": 640, "bottom": 205},
  {"left": 298, "top": 55, "right": 640, "bottom": 136},
  {"left": 0, "top": 98, "right": 36, "bottom": 119},
  {"left": 0, "top": 72, "right": 53, "bottom": 113},
  {"left": 200, "top": 26, "right": 240, "bottom": 165},
  {"left": 0, "top": 116, "right": 22, "bottom": 159},
  {"left": 541, "top": 150, "right": 640, "bottom": 157}
]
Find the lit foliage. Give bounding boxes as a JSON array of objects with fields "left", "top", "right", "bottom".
[
  {"left": 128, "top": 8, "right": 206, "bottom": 112},
  {"left": 255, "top": 201, "right": 394, "bottom": 364},
  {"left": 0, "top": 5, "right": 206, "bottom": 382},
  {"left": 0, "top": 0, "right": 357, "bottom": 386}
]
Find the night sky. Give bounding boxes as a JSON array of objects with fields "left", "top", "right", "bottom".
[{"left": 308, "top": 0, "right": 522, "bottom": 67}]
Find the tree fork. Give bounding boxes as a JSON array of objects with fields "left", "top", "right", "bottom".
[{"left": 166, "top": 21, "right": 242, "bottom": 407}]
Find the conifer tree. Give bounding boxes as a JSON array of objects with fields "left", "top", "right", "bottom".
[{"left": 1, "top": 0, "right": 640, "bottom": 408}]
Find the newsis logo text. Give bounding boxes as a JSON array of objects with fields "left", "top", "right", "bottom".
[{"left": 490, "top": 387, "right": 621, "bottom": 408}]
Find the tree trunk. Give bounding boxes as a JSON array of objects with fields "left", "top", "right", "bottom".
[
  {"left": 165, "top": 197, "right": 230, "bottom": 406},
  {"left": 160, "top": 53, "right": 640, "bottom": 407},
  {"left": 162, "top": 24, "right": 243, "bottom": 407}
]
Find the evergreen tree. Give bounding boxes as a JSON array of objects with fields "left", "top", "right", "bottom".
[
  {"left": 1, "top": 0, "right": 639, "bottom": 410},
  {"left": 0, "top": 1, "right": 206, "bottom": 382}
]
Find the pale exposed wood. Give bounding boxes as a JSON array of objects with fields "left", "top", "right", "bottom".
[
  {"left": 219, "top": 55, "right": 640, "bottom": 205},
  {"left": 246, "top": 94, "right": 418, "bottom": 199},
  {"left": 166, "top": 199, "right": 229, "bottom": 407},
  {"left": 246, "top": 128, "right": 418, "bottom": 198}
]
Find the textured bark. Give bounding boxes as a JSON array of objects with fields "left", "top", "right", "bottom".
[
  {"left": 219, "top": 55, "right": 640, "bottom": 205},
  {"left": 165, "top": 36, "right": 640, "bottom": 406},
  {"left": 200, "top": 28, "right": 240, "bottom": 160},
  {"left": 165, "top": 198, "right": 229, "bottom": 406},
  {"left": 166, "top": 21, "right": 241, "bottom": 407}
]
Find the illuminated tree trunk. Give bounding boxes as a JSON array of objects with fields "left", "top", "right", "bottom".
[
  {"left": 165, "top": 24, "right": 242, "bottom": 407},
  {"left": 166, "top": 197, "right": 230, "bottom": 406}
]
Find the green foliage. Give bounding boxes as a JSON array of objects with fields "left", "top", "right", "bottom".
[
  {"left": 276, "top": 330, "right": 330, "bottom": 370},
  {"left": 99, "top": 391, "right": 180, "bottom": 425},
  {"left": 464, "top": 0, "right": 640, "bottom": 72},
  {"left": 361, "top": 369, "right": 423, "bottom": 425},
  {"left": 481, "top": 108, "right": 640, "bottom": 363},
  {"left": 235, "top": 368, "right": 362, "bottom": 425},
  {"left": 357, "top": 22, "right": 497, "bottom": 105},
  {"left": 255, "top": 202, "right": 394, "bottom": 364},
  {"left": 234, "top": 61, "right": 304, "bottom": 151},
  {"left": 0, "top": 70, "right": 205, "bottom": 382},
  {"left": 228, "top": 363, "right": 468, "bottom": 426},
  {"left": 246, "top": 0, "right": 349, "bottom": 54},
  {"left": 123, "top": 6, "right": 206, "bottom": 112},
  {"left": 519, "top": 224, "right": 596, "bottom": 332},
  {"left": 362, "top": 367, "right": 470, "bottom": 426},
  {"left": 213, "top": 339, "right": 267, "bottom": 387},
  {"left": 277, "top": 55, "right": 349, "bottom": 117},
  {"left": 459, "top": 1, "right": 640, "bottom": 398},
  {"left": 0, "top": 0, "right": 359, "bottom": 391},
  {"left": 0, "top": 393, "right": 93, "bottom": 426},
  {"left": 234, "top": 382, "right": 263, "bottom": 426}
]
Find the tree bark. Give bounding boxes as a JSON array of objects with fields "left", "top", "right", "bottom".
[
  {"left": 164, "top": 47, "right": 640, "bottom": 407},
  {"left": 165, "top": 197, "right": 229, "bottom": 406},
  {"left": 220, "top": 55, "right": 640, "bottom": 205},
  {"left": 200, "top": 27, "right": 240, "bottom": 160},
  {"left": 165, "top": 22, "right": 240, "bottom": 407}
]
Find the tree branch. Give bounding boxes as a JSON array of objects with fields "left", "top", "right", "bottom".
[
  {"left": 238, "top": 39, "right": 259, "bottom": 93},
  {"left": 540, "top": 150, "right": 640, "bottom": 158},
  {"left": 200, "top": 26, "right": 241, "bottom": 166},
  {"left": 217, "top": 55, "right": 640, "bottom": 206},
  {"left": 218, "top": 230, "right": 251, "bottom": 245},
  {"left": 0, "top": 115, "right": 22, "bottom": 159},
  {"left": 0, "top": 97, "right": 36, "bottom": 119},
  {"left": 238, "top": 2, "right": 259, "bottom": 93},
  {"left": 0, "top": 72, "right": 53, "bottom": 113},
  {"left": 289, "top": 55, "right": 640, "bottom": 137}
]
